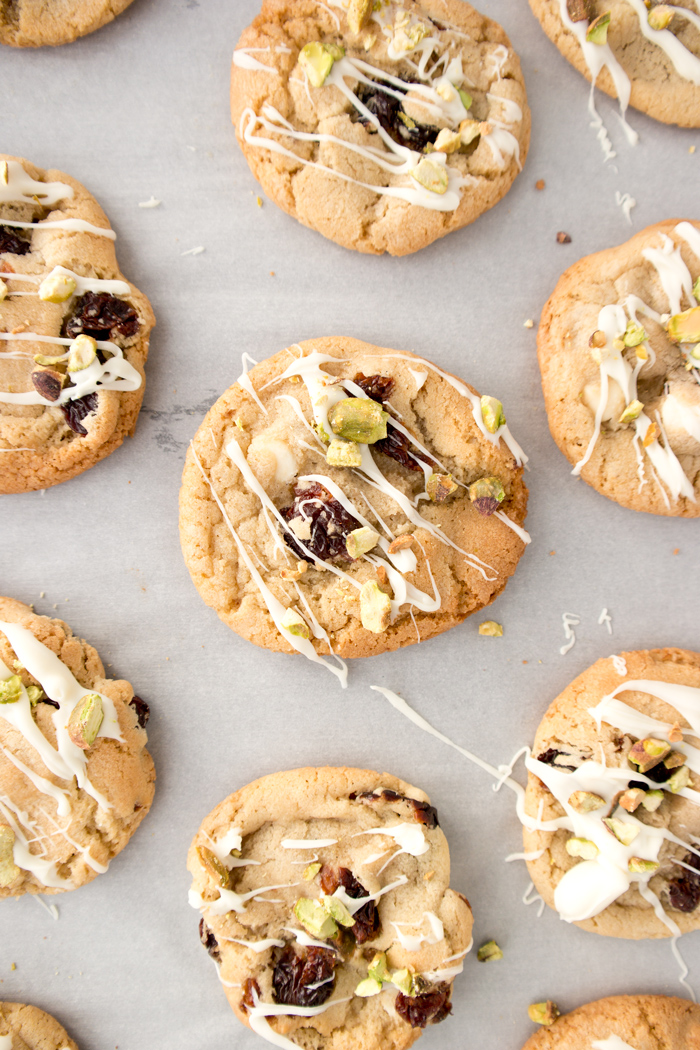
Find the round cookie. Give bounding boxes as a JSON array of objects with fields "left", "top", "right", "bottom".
[
  {"left": 0, "top": 0, "right": 135, "bottom": 48},
  {"left": 179, "top": 336, "right": 529, "bottom": 670},
  {"left": 0, "top": 596, "right": 155, "bottom": 897},
  {"left": 0, "top": 156, "right": 155, "bottom": 493},
  {"left": 528, "top": 0, "right": 700, "bottom": 127},
  {"left": 231, "top": 0, "right": 530, "bottom": 255},
  {"left": 0, "top": 1002, "right": 79, "bottom": 1050},
  {"left": 522, "top": 648, "right": 700, "bottom": 939},
  {"left": 188, "top": 766, "right": 473, "bottom": 1050},
  {"left": 521, "top": 994, "right": 700, "bottom": 1049},
  {"left": 538, "top": 220, "right": 700, "bottom": 517}
]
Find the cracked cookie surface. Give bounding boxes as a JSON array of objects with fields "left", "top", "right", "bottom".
[
  {"left": 521, "top": 994, "right": 700, "bottom": 1049},
  {"left": 0, "top": 1002, "right": 79, "bottom": 1050},
  {"left": 231, "top": 0, "right": 530, "bottom": 255},
  {"left": 188, "top": 766, "right": 473, "bottom": 1050},
  {"left": 0, "top": 0, "right": 135, "bottom": 47}
]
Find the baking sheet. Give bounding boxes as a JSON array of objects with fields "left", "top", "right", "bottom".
[{"left": 1, "top": 0, "right": 700, "bottom": 1046}]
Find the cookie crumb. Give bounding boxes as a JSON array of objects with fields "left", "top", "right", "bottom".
[
  {"left": 39, "top": 591, "right": 45, "bottom": 598},
  {"left": 138, "top": 197, "right": 161, "bottom": 209},
  {"left": 690, "top": 146, "right": 696, "bottom": 154},
  {"left": 181, "top": 246, "right": 205, "bottom": 256},
  {"left": 673, "top": 547, "right": 680, "bottom": 554},
  {"left": 10, "top": 963, "right": 15, "bottom": 971},
  {"left": 556, "top": 231, "right": 572, "bottom": 244},
  {"left": 549, "top": 550, "right": 555, "bottom": 556},
  {"left": 270, "top": 271, "right": 275, "bottom": 276},
  {"left": 256, "top": 196, "right": 263, "bottom": 207},
  {"left": 424, "top": 870, "right": 434, "bottom": 881},
  {"left": 524, "top": 319, "right": 534, "bottom": 329},
  {"left": 535, "top": 179, "right": 545, "bottom": 190}
]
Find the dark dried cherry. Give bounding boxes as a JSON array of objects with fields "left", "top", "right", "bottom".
[
  {"left": 0, "top": 227, "right": 31, "bottom": 256},
  {"left": 318, "top": 866, "right": 380, "bottom": 944},
  {"left": 272, "top": 945, "right": 336, "bottom": 1008},
  {"left": 536, "top": 749, "right": 580, "bottom": 773},
  {"left": 199, "top": 918, "right": 221, "bottom": 962},
  {"left": 395, "top": 983, "right": 452, "bottom": 1028},
  {"left": 60, "top": 393, "right": 98, "bottom": 436},
  {"left": 668, "top": 853, "right": 700, "bottom": 913},
  {"left": 349, "top": 789, "right": 439, "bottom": 829},
  {"left": 281, "top": 482, "right": 361, "bottom": 563},
  {"left": 63, "top": 291, "right": 139, "bottom": 342},
  {"left": 129, "top": 695, "right": 150, "bottom": 728},
  {"left": 638, "top": 761, "right": 671, "bottom": 785},
  {"left": 354, "top": 373, "right": 395, "bottom": 404},
  {"left": 39, "top": 697, "right": 60, "bottom": 709},
  {"left": 352, "top": 84, "right": 439, "bottom": 152},
  {"left": 240, "top": 977, "right": 260, "bottom": 1012}
]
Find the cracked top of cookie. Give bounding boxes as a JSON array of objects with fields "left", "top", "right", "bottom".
[
  {"left": 188, "top": 766, "right": 472, "bottom": 1050},
  {"left": 230, "top": 0, "right": 530, "bottom": 255}
]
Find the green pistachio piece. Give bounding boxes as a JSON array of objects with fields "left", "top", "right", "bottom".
[
  {"left": 459, "top": 119, "right": 482, "bottom": 146},
  {"left": 38, "top": 272, "right": 76, "bottom": 304},
  {"left": 628, "top": 856, "right": 660, "bottom": 874},
  {"left": 197, "top": 846, "right": 231, "bottom": 888},
  {"left": 663, "top": 750, "right": 686, "bottom": 770},
  {"left": 668, "top": 306, "right": 700, "bottom": 343},
  {"left": 433, "top": 128, "right": 462, "bottom": 154},
  {"left": 565, "top": 837, "right": 599, "bottom": 860},
  {"left": 478, "top": 621, "right": 503, "bottom": 637},
  {"left": 25, "top": 685, "right": 44, "bottom": 705},
  {"left": 641, "top": 789, "right": 664, "bottom": 812},
  {"left": 368, "top": 952, "right": 390, "bottom": 984},
  {"left": 0, "top": 280, "right": 5, "bottom": 303},
  {"left": 589, "top": 329, "right": 607, "bottom": 350},
  {"left": 586, "top": 11, "right": 611, "bottom": 44},
  {"left": 623, "top": 321, "right": 646, "bottom": 347},
  {"left": 648, "top": 4, "right": 673, "bottom": 29},
  {"left": 293, "top": 898, "right": 338, "bottom": 939},
  {"left": 33, "top": 352, "right": 68, "bottom": 367},
  {"left": 458, "top": 88, "right": 473, "bottom": 110},
  {"left": 280, "top": 609, "right": 311, "bottom": 640},
  {"left": 528, "top": 1001, "right": 560, "bottom": 1026},
  {"left": 603, "top": 817, "right": 639, "bottom": 846},
  {"left": 31, "top": 368, "right": 66, "bottom": 403},
  {"left": 303, "top": 862, "right": 322, "bottom": 881},
  {"left": 477, "top": 940, "right": 503, "bottom": 962},
  {"left": 355, "top": 977, "right": 383, "bottom": 997},
  {"left": 327, "top": 398, "right": 388, "bottom": 444},
  {"left": 346, "top": 526, "right": 380, "bottom": 559},
  {"left": 480, "top": 395, "right": 505, "bottom": 433},
  {"left": 667, "top": 765, "right": 691, "bottom": 793},
  {"left": 619, "top": 788, "right": 646, "bottom": 813},
  {"left": 693, "top": 276, "right": 700, "bottom": 300},
  {"left": 326, "top": 438, "right": 363, "bottom": 468},
  {"left": 410, "top": 157, "right": 449, "bottom": 195},
  {"left": 67, "top": 334, "right": 97, "bottom": 372},
  {"left": 360, "top": 580, "right": 392, "bottom": 634},
  {"left": 347, "top": 0, "right": 372, "bottom": 33},
  {"left": 468, "top": 475, "right": 505, "bottom": 516},
  {"left": 323, "top": 896, "right": 355, "bottom": 927},
  {"left": 628, "top": 737, "right": 671, "bottom": 773},
  {"left": 390, "top": 968, "right": 415, "bottom": 996},
  {"left": 66, "top": 693, "right": 104, "bottom": 750},
  {"left": 568, "top": 791, "right": 606, "bottom": 813},
  {"left": 0, "top": 825, "right": 21, "bottom": 888},
  {"left": 298, "top": 42, "right": 344, "bottom": 88},
  {"left": 618, "top": 399, "right": 644, "bottom": 425},
  {"left": 426, "top": 472, "right": 458, "bottom": 503},
  {"left": 0, "top": 675, "right": 22, "bottom": 704}
]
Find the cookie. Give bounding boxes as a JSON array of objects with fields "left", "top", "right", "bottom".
[
  {"left": 522, "top": 647, "right": 700, "bottom": 939},
  {"left": 0, "top": 0, "right": 135, "bottom": 48},
  {"left": 188, "top": 766, "right": 473, "bottom": 1050},
  {"left": 179, "top": 336, "right": 529, "bottom": 674},
  {"left": 0, "top": 1002, "right": 79, "bottom": 1050},
  {"left": 231, "top": 0, "right": 530, "bottom": 255},
  {"left": 0, "top": 156, "right": 155, "bottom": 494},
  {"left": 521, "top": 994, "right": 700, "bottom": 1049},
  {"left": 538, "top": 220, "right": 700, "bottom": 517},
  {"left": 0, "top": 597, "right": 155, "bottom": 897},
  {"left": 528, "top": 0, "right": 700, "bottom": 128}
]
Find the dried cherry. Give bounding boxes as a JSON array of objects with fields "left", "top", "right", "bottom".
[
  {"left": 60, "top": 393, "right": 98, "bottom": 436},
  {"left": 536, "top": 749, "right": 580, "bottom": 773},
  {"left": 129, "top": 695, "right": 150, "bottom": 728},
  {"left": 668, "top": 853, "right": 700, "bottom": 913},
  {"left": 352, "top": 84, "right": 439, "bottom": 152},
  {"left": 0, "top": 227, "right": 30, "bottom": 256},
  {"left": 281, "top": 482, "right": 361, "bottom": 563},
  {"left": 63, "top": 291, "right": 139, "bottom": 342},
  {"left": 240, "top": 978, "right": 260, "bottom": 1012},
  {"left": 199, "top": 919, "right": 221, "bottom": 962},
  {"left": 395, "top": 983, "right": 452, "bottom": 1028},
  {"left": 349, "top": 789, "right": 439, "bottom": 829},
  {"left": 272, "top": 945, "right": 336, "bottom": 1008}
]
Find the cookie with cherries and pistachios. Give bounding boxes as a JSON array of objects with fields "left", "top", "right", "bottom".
[
  {"left": 521, "top": 994, "right": 700, "bottom": 1049},
  {"left": 0, "top": 1002, "right": 79, "bottom": 1050},
  {"left": 528, "top": 0, "right": 700, "bottom": 128},
  {"left": 0, "top": 156, "right": 155, "bottom": 493},
  {"left": 538, "top": 220, "right": 700, "bottom": 517},
  {"left": 0, "top": 596, "right": 155, "bottom": 898},
  {"left": 231, "top": 0, "right": 530, "bottom": 256},
  {"left": 523, "top": 647, "right": 700, "bottom": 939},
  {"left": 179, "top": 336, "right": 529, "bottom": 668},
  {"left": 0, "top": 0, "right": 135, "bottom": 47},
  {"left": 189, "top": 766, "right": 473, "bottom": 1050}
]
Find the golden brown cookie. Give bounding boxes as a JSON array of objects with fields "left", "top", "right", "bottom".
[
  {"left": 231, "top": 0, "right": 530, "bottom": 255},
  {"left": 0, "top": 596, "right": 155, "bottom": 898},
  {"left": 0, "top": 156, "right": 155, "bottom": 494},
  {"left": 522, "top": 994, "right": 700, "bottom": 1049},
  {"left": 188, "top": 766, "right": 473, "bottom": 1050},
  {"left": 0, "top": 0, "right": 135, "bottom": 47},
  {"left": 528, "top": 0, "right": 700, "bottom": 127},
  {"left": 523, "top": 648, "right": 700, "bottom": 939},
  {"left": 538, "top": 220, "right": 700, "bottom": 517},
  {"left": 179, "top": 336, "right": 529, "bottom": 673},
  {"left": 0, "top": 1002, "right": 79, "bottom": 1050}
]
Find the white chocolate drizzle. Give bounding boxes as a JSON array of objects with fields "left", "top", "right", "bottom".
[
  {"left": 591, "top": 1036, "right": 637, "bottom": 1050},
  {"left": 0, "top": 161, "right": 72, "bottom": 206},
  {"left": 391, "top": 909, "right": 443, "bottom": 951}
]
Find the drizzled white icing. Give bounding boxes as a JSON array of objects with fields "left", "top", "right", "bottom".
[
  {"left": 391, "top": 909, "right": 443, "bottom": 951},
  {"left": 591, "top": 1038, "right": 637, "bottom": 1050}
]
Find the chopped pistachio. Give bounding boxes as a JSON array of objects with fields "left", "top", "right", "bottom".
[
  {"left": 31, "top": 368, "right": 66, "bottom": 403},
  {"left": 355, "top": 977, "right": 383, "bottom": 997},
  {"left": 25, "top": 686, "right": 44, "bottom": 705},
  {"left": 390, "top": 968, "right": 414, "bottom": 996},
  {"left": 480, "top": 395, "right": 505, "bottom": 433},
  {"left": 458, "top": 88, "right": 473, "bottom": 110},
  {"left": 67, "top": 693, "right": 104, "bottom": 750},
  {"left": 294, "top": 897, "right": 338, "bottom": 939},
  {"left": 565, "top": 837, "right": 599, "bottom": 860},
  {"left": 298, "top": 42, "right": 344, "bottom": 88},
  {"left": 347, "top": 0, "right": 372, "bottom": 33},
  {"left": 628, "top": 737, "right": 671, "bottom": 772},
  {"left": 643, "top": 421, "right": 659, "bottom": 447},
  {"left": 0, "top": 279, "right": 7, "bottom": 302},
  {"left": 668, "top": 765, "right": 691, "bottom": 793},
  {"left": 346, "top": 526, "right": 380, "bottom": 559},
  {"left": 641, "top": 789, "right": 664, "bottom": 812},
  {"left": 38, "top": 272, "right": 76, "bottom": 303},
  {"left": 33, "top": 352, "right": 67, "bottom": 367},
  {"left": 280, "top": 609, "right": 311, "bottom": 640},
  {"left": 603, "top": 817, "right": 639, "bottom": 846},
  {"left": 426, "top": 472, "right": 458, "bottom": 503},
  {"left": 586, "top": 11, "right": 611, "bottom": 44},
  {"left": 528, "top": 1001, "right": 560, "bottom": 1026},
  {"left": 360, "top": 580, "right": 392, "bottom": 634},
  {"left": 648, "top": 4, "right": 673, "bottom": 29},
  {"left": 326, "top": 438, "right": 363, "bottom": 468},
  {"left": 328, "top": 398, "right": 388, "bottom": 444},
  {"left": 67, "top": 334, "right": 97, "bottom": 372},
  {"left": 393, "top": 20, "right": 427, "bottom": 51},
  {"left": 468, "top": 475, "right": 505, "bottom": 516},
  {"left": 433, "top": 128, "right": 462, "bottom": 154},
  {"left": 694, "top": 276, "right": 700, "bottom": 301},
  {"left": 368, "top": 952, "right": 389, "bottom": 984},
  {"left": 628, "top": 856, "right": 660, "bottom": 874},
  {"left": 0, "top": 675, "right": 22, "bottom": 705},
  {"left": 323, "top": 896, "right": 355, "bottom": 927},
  {"left": 459, "top": 119, "right": 482, "bottom": 146},
  {"left": 623, "top": 321, "right": 646, "bottom": 347},
  {"left": 197, "top": 846, "right": 231, "bottom": 888},
  {"left": 612, "top": 337, "right": 626, "bottom": 351},
  {"left": 568, "top": 790, "right": 606, "bottom": 813},
  {"left": 410, "top": 157, "right": 449, "bottom": 195},
  {"left": 363, "top": 32, "right": 376, "bottom": 50},
  {"left": 479, "top": 621, "right": 503, "bottom": 637},
  {"left": 635, "top": 344, "right": 649, "bottom": 361},
  {"left": 280, "top": 562, "right": 308, "bottom": 582},
  {"left": 663, "top": 750, "right": 686, "bottom": 770},
  {"left": 619, "top": 788, "right": 646, "bottom": 813},
  {"left": 589, "top": 330, "right": 607, "bottom": 349},
  {"left": 477, "top": 939, "right": 503, "bottom": 962},
  {"left": 387, "top": 534, "right": 413, "bottom": 554},
  {"left": 0, "top": 825, "right": 20, "bottom": 889},
  {"left": 668, "top": 306, "right": 700, "bottom": 343},
  {"left": 303, "top": 862, "right": 322, "bottom": 881},
  {"left": 619, "top": 399, "right": 644, "bottom": 425}
]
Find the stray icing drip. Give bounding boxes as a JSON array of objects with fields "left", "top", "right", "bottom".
[
  {"left": 611, "top": 655, "right": 628, "bottom": 677},
  {"left": 391, "top": 909, "right": 443, "bottom": 951}
]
